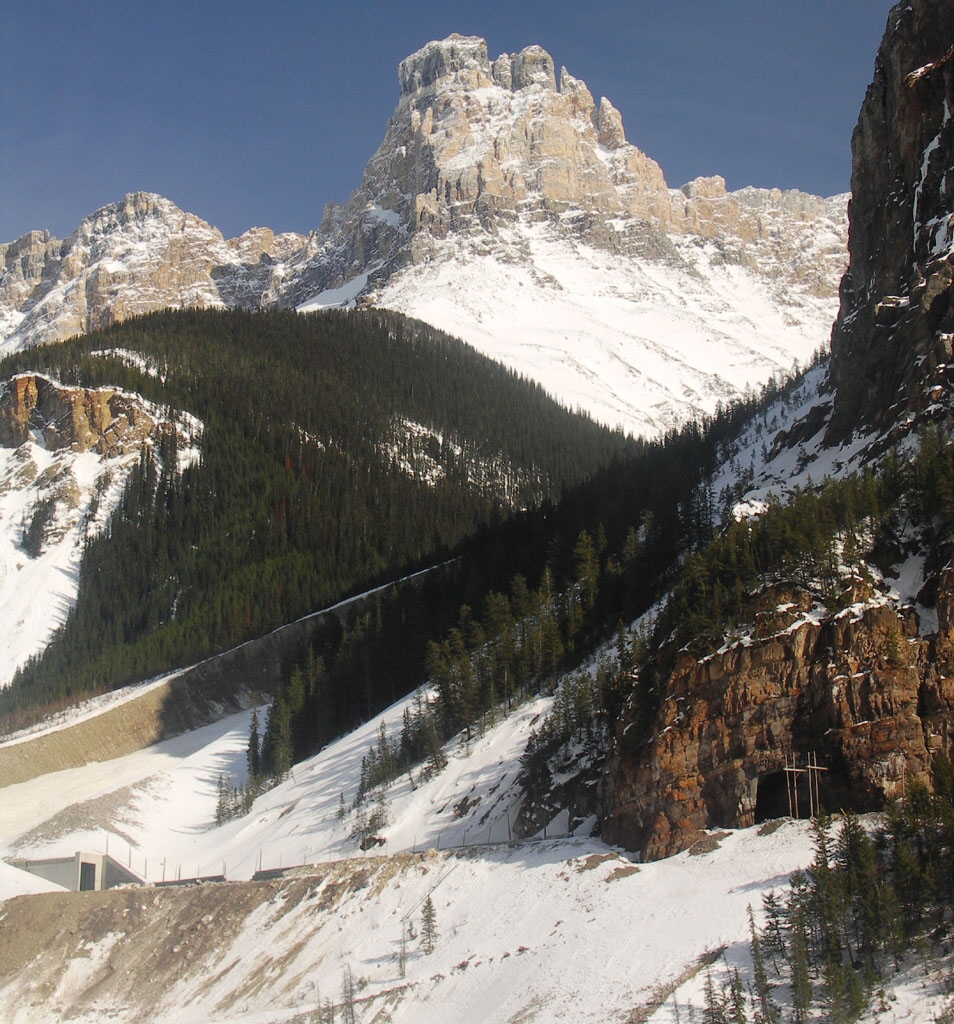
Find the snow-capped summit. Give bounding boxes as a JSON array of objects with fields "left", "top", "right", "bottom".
[
  {"left": 292, "top": 35, "right": 849, "bottom": 436},
  {"left": 0, "top": 38, "right": 849, "bottom": 437},
  {"left": 0, "top": 192, "right": 305, "bottom": 356}
]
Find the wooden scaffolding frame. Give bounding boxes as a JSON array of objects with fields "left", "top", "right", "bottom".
[{"left": 783, "top": 751, "right": 829, "bottom": 819}]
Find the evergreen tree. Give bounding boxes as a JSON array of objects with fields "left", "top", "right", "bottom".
[
  {"left": 703, "top": 969, "right": 728, "bottom": 1024},
  {"left": 789, "top": 906, "right": 812, "bottom": 1024},
  {"left": 398, "top": 922, "right": 408, "bottom": 979},
  {"left": 341, "top": 964, "right": 356, "bottom": 1024},
  {"left": 573, "top": 528, "right": 600, "bottom": 612},
  {"left": 748, "top": 907, "right": 778, "bottom": 1024},
  {"left": 421, "top": 894, "right": 438, "bottom": 955},
  {"left": 215, "top": 773, "right": 228, "bottom": 826},
  {"left": 247, "top": 706, "right": 261, "bottom": 781},
  {"left": 761, "top": 891, "right": 786, "bottom": 973},
  {"left": 726, "top": 965, "right": 748, "bottom": 1024}
]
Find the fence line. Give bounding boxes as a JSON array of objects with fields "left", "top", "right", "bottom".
[{"left": 93, "top": 825, "right": 589, "bottom": 887}]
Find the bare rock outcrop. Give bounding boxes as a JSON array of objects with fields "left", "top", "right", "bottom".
[
  {"left": 0, "top": 374, "right": 158, "bottom": 457},
  {"left": 603, "top": 580, "right": 954, "bottom": 861},
  {"left": 828, "top": 0, "right": 954, "bottom": 439},
  {"left": 0, "top": 193, "right": 304, "bottom": 353},
  {"left": 290, "top": 35, "right": 845, "bottom": 306}
]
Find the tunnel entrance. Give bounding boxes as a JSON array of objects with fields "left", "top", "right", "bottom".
[
  {"left": 756, "top": 771, "right": 801, "bottom": 822},
  {"left": 79, "top": 861, "right": 97, "bottom": 891},
  {"left": 755, "top": 759, "right": 831, "bottom": 823}
]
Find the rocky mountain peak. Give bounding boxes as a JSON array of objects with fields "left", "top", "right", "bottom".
[
  {"left": 827, "top": 0, "right": 954, "bottom": 441},
  {"left": 398, "top": 36, "right": 561, "bottom": 99},
  {"left": 294, "top": 34, "right": 845, "bottom": 306},
  {"left": 398, "top": 34, "right": 491, "bottom": 96},
  {"left": 1, "top": 34, "right": 849, "bottom": 438},
  {"left": 0, "top": 193, "right": 304, "bottom": 356}
]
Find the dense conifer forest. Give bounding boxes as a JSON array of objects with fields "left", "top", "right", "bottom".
[
  {"left": 0, "top": 306, "right": 794, "bottom": 742},
  {"left": 0, "top": 308, "right": 641, "bottom": 721},
  {"left": 1, "top": 305, "right": 839, "bottom": 784},
  {"left": 254, "top": 360, "right": 827, "bottom": 784}
]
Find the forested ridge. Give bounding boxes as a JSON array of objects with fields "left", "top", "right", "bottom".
[
  {"left": 252, "top": 361, "right": 821, "bottom": 783},
  {"left": 0, "top": 305, "right": 795, "bottom": 742},
  {"left": 256, "top": 381, "right": 954, "bottom": 845},
  {"left": 0, "top": 307, "right": 640, "bottom": 723}
]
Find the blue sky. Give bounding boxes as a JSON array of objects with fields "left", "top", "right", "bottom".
[{"left": 1, "top": 0, "right": 894, "bottom": 242}]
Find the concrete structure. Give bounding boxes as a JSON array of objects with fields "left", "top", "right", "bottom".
[{"left": 11, "top": 851, "right": 143, "bottom": 891}]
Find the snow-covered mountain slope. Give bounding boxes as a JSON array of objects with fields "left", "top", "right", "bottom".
[
  {"left": 1, "top": 678, "right": 950, "bottom": 1024},
  {"left": 292, "top": 34, "right": 847, "bottom": 436},
  {"left": 1, "top": 36, "right": 847, "bottom": 438},
  {"left": 0, "top": 193, "right": 303, "bottom": 356},
  {"left": 363, "top": 223, "right": 838, "bottom": 437},
  {"left": 0, "top": 372, "right": 200, "bottom": 688},
  {"left": 0, "top": 685, "right": 834, "bottom": 1022}
]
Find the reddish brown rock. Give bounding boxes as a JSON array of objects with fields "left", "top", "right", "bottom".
[
  {"left": 602, "top": 582, "right": 954, "bottom": 861},
  {"left": 0, "top": 375, "right": 157, "bottom": 457}
]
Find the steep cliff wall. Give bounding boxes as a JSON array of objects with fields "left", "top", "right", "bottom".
[
  {"left": 0, "top": 374, "right": 158, "bottom": 456},
  {"left": 828, "top": 0, "right": 954, "bottom": 440},
  {"left": 288, "top": 35, "right": 846, "bottom": 307},
  {"left": 604, "top": 580, "right": 954, "bottom": 860},
  {"left": 604, "top": 0, "right": 954, "bottom": 860}
]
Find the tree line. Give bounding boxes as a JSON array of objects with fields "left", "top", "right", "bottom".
[{"left": 222, "top": 347, "right": 829, "bottom": 793}]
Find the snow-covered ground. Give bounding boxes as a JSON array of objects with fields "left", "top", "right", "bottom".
[
  {"left": 364, "top": 222, "right": 838, "bottom": 439},
  {"left": 709, "top": 363, "right": 881, "bottom": 508},
  {"left": 0, "top": 439, "right": 129, "bottom": 686},
  {"left": 2, "top": 676, "right": 950, "bottom": 1023},
  {"left": 0, "top": 687, "right": 553, "bottom": 883},
  {"left": 0, "top": 374, "right": 200, "bottom": 688}
]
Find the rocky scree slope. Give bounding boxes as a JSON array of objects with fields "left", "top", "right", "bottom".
[
  {"left": 604, "top": 0, "right": 954, "bottom": 861},
  {"left": 1, "top": 36, "right": 847, "bottom": 437}
]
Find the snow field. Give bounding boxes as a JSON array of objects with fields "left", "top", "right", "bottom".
[
  {"left": 3, "top": 666, "right": 953, "bottom": 1022},
  {"left": 368, "top": 222, "right": 838, "bottom": 439},
  {"left": 0, "top": 679, "right": 821, "bottom": 1024}
]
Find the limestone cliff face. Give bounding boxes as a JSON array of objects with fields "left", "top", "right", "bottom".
[
  {"left": 0, "top": 193, "right": 304, "bottom": 354},
  {"left": 828, "top": 0, "right": 954, "bottom": 440},
  {"left": 0, "top": 371, "right": 197, "bottom": 685},
  {"left": 0, "top": 374, "right": 159, "bottom": 457},
  {"left": 603, "top": 582, "right": 954, "bottom": 860},
  {"left": 1, "top": 36, "right": 847, "bottom": 358},
  {"left": 284, "top": 34, "right": 846, "bottom": 307}
]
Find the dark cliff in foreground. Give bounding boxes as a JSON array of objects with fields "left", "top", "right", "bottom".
[
  {"left": 828, "top": 0, "right": 954, "bottom": 441},
  {"left": 604, "top": 0, "right": 954, "bottom": 860}
]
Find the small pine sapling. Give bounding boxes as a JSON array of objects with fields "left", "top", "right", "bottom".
[{"left": 421, "top": 894, "right": 438, "bottom": 955}]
